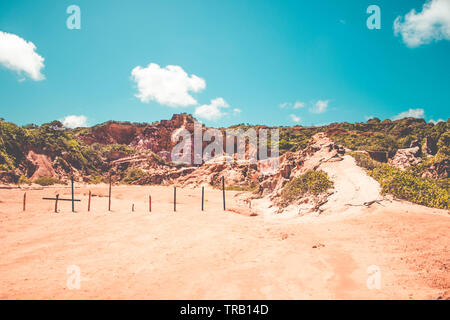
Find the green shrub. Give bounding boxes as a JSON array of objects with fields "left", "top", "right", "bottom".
[
  {"left": 226, "top": 182, "right": 258, "bottom": 192},
  {"left": 370, "top": 165, "right": 448, "bottom": 209},
  {"left": 122, "top": 168, "right": 147, "bottom": 184},
  {"left": 348, "top": 151, "right": 380, "bottom": 170},
  {"left": 18, "top": 175, "right": 31, "bottom": 185},
  {"left": 281, "top": 170, "right": 333, "bottom": 206},
  {"left": 34, "top": 177, "right": 61, "bottom": 186},
  {"left": 88, "top": 174, "right": 104, "bottom": 184},
  {"left": 349, "top": 152, "right": 449, "bottom": 209}
]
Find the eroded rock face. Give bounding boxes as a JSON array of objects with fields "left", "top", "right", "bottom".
[
  {"left": 176, "top": 156, "right": 260, "bottom": 189},
  {"left": 389, "top": 146, "right": 422, "bottom": 170},
  {"left": 26, "top": 150, "right": 57, "bottom": 181},
  {"left": 422, "top": 159, "right": 449, "bottom": 179},
  {"left": 423, "top": 137, "right": 437, "bottom": 157}
]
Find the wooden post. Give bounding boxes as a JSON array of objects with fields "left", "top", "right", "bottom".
[
  {"left": 88, "top": 190, "right": 91, "bottom": 212},
  {"left": 132, "top": 203, "right": 134, "bottom": 212},
  {"left": 201, "top": 186, "right": 204, "bottom": 211},
  {"left": 149, "top": 195, "right": 151, "bottom": 213},
  {"left": 222, "top": 176, "right": 226, "bottom": 211},
  {"left": 71, "top": 177, "right": 75, "bottom": 213},
  {"left": 55, "top": 194, "right": 59, "bottom": 213},
  {"left": 108, "top": 175, "right": 112, "bottom": 212},
  {"left": 23, "top": 192, "right": 26, "bottom": 212},
  {"left": 174, "top": 187, "right": 176, "bottom": 212}
]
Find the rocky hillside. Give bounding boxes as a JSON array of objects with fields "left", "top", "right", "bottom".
[{"left": 0, "top": 114, "right": 448, "bottom": 209}]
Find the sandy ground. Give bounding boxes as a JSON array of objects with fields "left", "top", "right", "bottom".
[{"left": 0, "top": 184, "right": 449, "bottom": 300}]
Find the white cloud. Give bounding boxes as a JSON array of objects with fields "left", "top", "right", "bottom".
[
  {"left": 394, "top": 0, "right": 450, "bottom": 47},
  {"left": 194, "top": 98, "right": 229, "bottom": 121},
  {"left": 0, "top": 30, "right": 45, "bottom": 81},
  {"left": 280, "top": 101, "right": 305, "bottom": 109},
  {"left": 289, "top": 114, "right": 301, "bottom": 123},
  {"left": 310, "top": 100, "right": 329, "bottom": 114},
  {"left": 293, "top": 101, "right": 305, "bottom": 109},
  {"left": 392, "top": 108, "right": 425, "bottom": 120},
  {"left": 429, "top": 118, "right": 445, "bottom": 124},
  {"left": 233, "top": 108, "right": 242, "bottom": 115},
  {"left": 61, "top": 115, "right": 87, "bottom": 128},
  {"left": 131, "top": 62, "right": 206, "bottom": 107}
]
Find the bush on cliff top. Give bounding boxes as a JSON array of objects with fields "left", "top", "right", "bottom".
[
  {"left": 349, "top": 152, "right": 449, "bottom": 210},
  {"left": 122, "top": 168, "right": 147, "bottom": 184},
  {"left": 34, "top": 177, "right": 62, "bottom": 186},
  {"left": 281, "top": 170, "right": 333, "bottom": 207}
]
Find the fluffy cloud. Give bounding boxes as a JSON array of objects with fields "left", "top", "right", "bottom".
[
  {"left": 293, "top": 101, "right": 305, "bottom": 109},
  {"left": 429, "top": 118, "right": 445, "bottom": 124},
  {"left": 309, "top": 100, "right": 329, "bottom": 114},
  {"left": 131, "top": 62, "right": 206, "bottom": 107},
  {"left": 61, "top": 115, "right": 87, "bottom": 128},
  {"left": 394, "top": 0, "right": 450, "bottom": 47},
  {"left": 289, "top": 114, "right": 301, "bottom": 123},
  {"left": 194, "top": 98, "right": 229, "bottom": 121},
  {"left": 233, "top": 108, "right": 242, "bottom": 115},
  {"left": 0, "top": 30, "right": 45, "bottom": 81},
  {"left": 392, "top": 108, "right": 425, "bottom": 120},
  {"left": 279, "top": 101, "right": 305, "bottom": 109}
]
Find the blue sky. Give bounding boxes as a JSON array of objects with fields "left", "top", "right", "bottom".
[{"left": 0, "top": 0, "right": 449, "bottom": 128}]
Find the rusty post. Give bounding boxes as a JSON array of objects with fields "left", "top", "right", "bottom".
[
  {"left": 23, "top": 192, "right": 26, "bottom": 212},
  {"left": 71, "top": 176, "right": 75, "bottom": 212},
  {"left": 108, "top": 175, "right": 112, "bottom": 212},
  {"left": 222, "top": 176, "right": 226, "bottom": 211},
  {"left": 201, "top": 186, "right": 204, "bottom": 211},
  {"left": 55, "top": 194, "right": 59, "bottom": 213},
  {"left": 88, "top": 190, "right": 91, "bottom": 212},
  {"left": 174, "top": 187, "right": 176, "bottom": 212},
  {"left": 132, "top": 203, "right": 134, "bottom": 212}
]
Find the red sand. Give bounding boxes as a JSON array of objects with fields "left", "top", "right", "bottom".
[{"left": 0, "top": 184, "right": 448, "bottom": 299}]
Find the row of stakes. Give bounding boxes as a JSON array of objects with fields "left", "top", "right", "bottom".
[{"left": 21, "top": 176, "right": 228, "bottom": 213}]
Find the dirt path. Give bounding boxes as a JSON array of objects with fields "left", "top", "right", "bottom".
[
  {"left": 319, "top": 155, "right": 382, "bottom": 213},
  {"left": 0, "top": 185, "right": 448, "bottom": 299}
]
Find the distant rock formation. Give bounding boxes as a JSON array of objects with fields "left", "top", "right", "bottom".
[{"left": 389, "top": 146, "right": 422, "bottom": 170}]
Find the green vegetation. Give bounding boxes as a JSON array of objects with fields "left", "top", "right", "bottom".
[
  {"left": 34, "top": 177, "right": 62, "bottom": 186},
  {"left": 281, "top": 170, "right": 333, "bottom": 206},
  {"left": 93, "top": 143, "right": 136, "bottom": 159},
  {"left": 226, "top": 183, "right": 258, "bottom": 192},
  {"left": 349, "top": 152, "right": 449, "bottom": 210},
  {"left": 122, "top": 168, "right": 148, "bottom": 184},
  {"left": 18, "top": 175, "right": 31, "bottom": 185},
  {"left": 330, "top": 118, "right": 449, "bottom": 157},
  {"left": 88, "top": 174, "right": 104, "bottom": 184}
]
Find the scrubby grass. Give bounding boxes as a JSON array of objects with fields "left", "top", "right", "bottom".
[
  {"left": 280, "top": 170, "right": 333, "bottom": 206},
  {"left": 226, "top": 183, "right": 258, "bottom": 192},
  {"left": 330, "top": 118, "right": 449, "bottom": 158},
  {"left": 348, "top": 151, "right": 379, "bottom": 170},
  {"left": 88, "top": 174, "right": 104, "bottom": 184},
  {"left": 349, "top": 152, "right": 449, "bottom": 210},
  {"left": 34, "top": 177, "right": 62, "bottom": 186},
  {"left": 18, "top": 175, "right": 31, "bottom": 185},
  {"left": 122, "top": 168, "right": 147, "bottom": 184}
]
